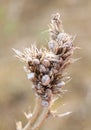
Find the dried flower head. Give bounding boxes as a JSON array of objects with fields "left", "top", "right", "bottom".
[{"left": 13, "top": 13, "right": 76, "bottom": 107}]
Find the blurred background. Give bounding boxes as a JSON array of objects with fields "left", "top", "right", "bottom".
[{"left": 0, "top": 0, "right": 91, "bottom": 130}]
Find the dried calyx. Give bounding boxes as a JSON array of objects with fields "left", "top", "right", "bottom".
[{"left": 13, "top": 13, "right": 76, "bottom": 107}]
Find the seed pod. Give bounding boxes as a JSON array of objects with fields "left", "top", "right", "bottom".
[
  {"left": 51, "top": 68, "right": 58, "bottom": 74},
  {"left": 56, "top": 81, "right": 65, "bottom": 88},
  {"left": 41, "top": 100, "right": 49, "bottom": 107},
  {"left": 37, "top": 83, "right": 43, "bottom": 89},
  {"left": 64, "top": 41, "right": 72, "bottom": 48},
  {"left": 27, "top": 73, "right": 35, "bottom": 80},
  {"left": 48, "top": 40, "right": 59, "bottom": 54},
  {"left": 42, "top": 59, "right": 50, "bottom": 67},
  {"left": 39, "top": 64, "right": 46, "bottom": 73},
  {"left": 33, "top": 59, "right": 40, "bottom": 65},
  {"left": 42, "top": 74, "right": 50, "bottom": 86},
  {"left": 57, "top": 33, "right": 69, "bottom": 43},
  {"left": 37, "top": 89, "right": 43, "bottom": 94}
]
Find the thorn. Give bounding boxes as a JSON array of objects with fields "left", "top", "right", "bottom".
[
  {"left": 70, "top": 34, "right": 76, "bottom": 42},
  {"left": 24, "top": 112, "right": 32, "bottom": 119},
  {"left": 57, "top": 94, "right": 63, "bottom": 98},
  {"left": 55, "top": 111, "right": 72, "bottom": 117},
  {"left": 12, "top": 48, "right": 21, "bottom": 55},
  {"left": 65, "top": 77, "right": 72, "bottom": 84},
  {"left": 52, "top": 111, "right": 72, "bottom": 118},
  {"left": 61, "top": 89, "right": 68, "bottom": 94},
  {"left": 23, "top": 107, "right": 32, "bottom": 120},
  {"left": 51, "top": 96, "right": 59, "bottom": 104},
  {"left": 12, "top": 48, "right": 25, "bottom": 58},
  {"left": 70, "top": 57, "right": 82, "bottom": 63},
  {"left": 73, "top": 46, "right": 82, "bottom": 50},
  {"left": 41, "top": 29, "right": 49, "bottom": 34}
]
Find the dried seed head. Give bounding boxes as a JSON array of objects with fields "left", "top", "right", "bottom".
[
  {"left": 41, "top": 74, "right": 51, "bottom": 86},
  {"left": 13, "top": 13, "right": 76, "bottom": 107}
]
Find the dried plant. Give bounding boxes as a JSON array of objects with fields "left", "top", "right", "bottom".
[{"left": 13, "top": 13, "right": 77, "bottom": 130}]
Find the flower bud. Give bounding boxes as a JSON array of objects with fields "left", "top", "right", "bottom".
[
  {"left": 42, "top": 74, "right": 50, "bottom": 86},
  {"left": 33, "top": 59, "right": 40, "bottom": 65},
  {"left": 48, "top": 40, "right": 59, "bottom": 54},
  {"left": 42, "top": 59, "right": 50, "bottom": 67},
  {"left": 53, "top": 62, "right": 60, "bottom": 69},
  {"left": 57, "top": 33, "right": 69, "bottom": 43},
  {"left": 41, "top": 100, "right": 49, "bottom": 107},
  {"left": 39, "top": 65, "right": 46, "bottom": 73},
  {"left": 37, "top": 83, "right": 43, "bottom": 89},
  {"left": 27, "top": 73, "right": 35, "bottom": 80},
  {"left": 56, "top": 81, "right": 65, "bottom": 88},
  {"left": 51, "top": 68, "right": 58, "bottom": 74}
]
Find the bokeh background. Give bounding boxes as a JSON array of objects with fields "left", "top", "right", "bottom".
[{"left": 0, "top": 0, "right": 91, "bottom": 130}]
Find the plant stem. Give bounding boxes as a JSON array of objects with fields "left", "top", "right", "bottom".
[
  {"left": 23, "top": 97, "right": 42, "bottom": 130},
  {"left": 32, "top": 106, "right": 50, "bottom": 130}
]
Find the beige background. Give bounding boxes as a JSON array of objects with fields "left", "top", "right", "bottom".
[{"left": 0, "top": 0, "right": 91, "bottom": 130}]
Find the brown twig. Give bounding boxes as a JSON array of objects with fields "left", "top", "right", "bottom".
[
  {"left": 23, "top": 97, "right": 42, "bottom": 130},
  {"left": 32, "top": 107, "right": 50, "bottom": 130}
]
